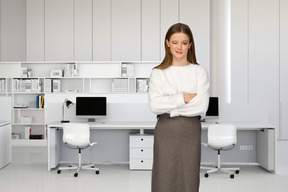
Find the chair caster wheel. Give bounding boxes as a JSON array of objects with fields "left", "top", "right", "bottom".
[
  {"left": 96, "top": 170, "right": 100, "bottom": 175},
  {"left": 236, "top": 170, "right": 240, "bottom": 174},
  {"left": 57, "top": 170, "right": 61, "bottom": 174},
  {"left": 204, "top": 173, "right": 209, "bottom": 178},
  {"left": 74, "top": 173, "right": 78, "bottom": 177},
  {"left": 230, "top": 174, "right": 234, "bottom": 179}
]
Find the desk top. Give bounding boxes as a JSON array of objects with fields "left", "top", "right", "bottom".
[
  {"left": 47, "top": 121, "right": 276, "bottom": 131},
  {"left": 0, "top": 121, "right": 10, "bottom": 127}
]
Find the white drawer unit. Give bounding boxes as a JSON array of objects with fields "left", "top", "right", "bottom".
[{"left": 129, "top": 134, "right": 154, "bottom": 170}]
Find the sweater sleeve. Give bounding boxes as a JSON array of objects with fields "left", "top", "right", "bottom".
[
  {"left": 178, "top": 66, "right": 210, "bottom": 118},
  {"left": 148, "top": 69, "right": 185, "bottom": 115}
]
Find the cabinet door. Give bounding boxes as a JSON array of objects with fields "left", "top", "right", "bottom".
[
  {"left": 75, "top": 0, "right": 93, "bottom": 61},
  {"left": 45, "top": 0, "right": 74, "bottom": 61},
  {"left": 142, "top": 0, "right": 160, "bottom": 61},
  {"left": 160, "top": 0, "right": 179, "bottom": 60},
  {"left": 26, "top": 0, "right": 45, "bottom": 61},
  {"left": 93, "top": 0, "right": 111, "bottom": 61},
  {"left": 111, "top": 0, "right": 141, "bottom": 61}
]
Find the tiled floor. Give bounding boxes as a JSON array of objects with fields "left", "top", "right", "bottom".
[{"left": 0, "top": 147, "right": 288, "bottom": 192}]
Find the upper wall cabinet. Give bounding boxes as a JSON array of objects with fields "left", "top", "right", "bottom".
[
  {"left": 74, "top": 0, "right": 93, "bottom": 61},
  {"left": 142, "top": 0, "right": 160, "bottom": 61},
  {"left": 27, "top": 0, "right": 45, "bottom": 61},
  {"left": 0, "top": 0, "right": 26, "bottom": 61},
  {"left": 93, "top": 0, "right": 111, "bottom": 61},
  {"left": 111, "top": 0, "right": 141, "bottom": 61},
  {"left": 45, "top": 0, "right": 74, "bottom": 61}
]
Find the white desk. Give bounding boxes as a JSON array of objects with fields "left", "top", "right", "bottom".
[
  {"left": 0, "top": 121, "right": 11, "bottom": 170},
  {"left": 47, "top": 121, "right": 276, "bottom": 172}
]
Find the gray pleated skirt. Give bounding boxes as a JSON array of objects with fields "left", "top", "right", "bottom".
[{"left": 151, "top": 114, "right": 201, "bottom": 192}]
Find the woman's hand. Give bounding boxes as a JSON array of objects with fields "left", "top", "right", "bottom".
[{"left": 183, "top": 93, "right": 197, "bottom": 104}]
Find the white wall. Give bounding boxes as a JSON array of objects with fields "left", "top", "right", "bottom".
[
  {"left": 210, "top": 0, "right": 230, "bottom": 102},
  {"left": 280, "top": 0, "right": 288, "bottom": 140},
  {"left": 0, "top": 0, "right": 288, "bottom": 139},
  {"left": 231, "top": 0, "right": 282, "bottom": 138}
]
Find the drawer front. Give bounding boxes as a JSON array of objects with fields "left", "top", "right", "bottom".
[
  {"left": 129, "top": 136, "right": 154, "bottom": 148},
  {"left": 129, "top": 159, "right": 153, "bottom": 170},
  {"left": 130, "top": 148, "right": 153, "bottom": 158}
]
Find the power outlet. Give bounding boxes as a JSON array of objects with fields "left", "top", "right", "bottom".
[
  {"left": 240, "top": 145, "right": 254, "bottom": 150},
  {"left": 240, "top": 145, "right": 248, "bottom": 150}
]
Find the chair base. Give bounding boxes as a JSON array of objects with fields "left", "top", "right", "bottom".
[
  {"left": 57, "top": 163, "right": 99, "bottom": 177},
  {"left": 57, "top": 149, "right": 100, "bottom": 177},
  {"left": 201, "top": 151, "right": 240, "bottom": 179},
  {"left": 201, "top": 165, "right": 240, "bottom": 179}
]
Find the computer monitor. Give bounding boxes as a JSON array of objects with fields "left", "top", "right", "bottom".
[
  {"left": 76, "top": 97, "right": 107, "bottom": 122},
  {"left": 204, "top": 97, "right": 219, "bottom": 121}
]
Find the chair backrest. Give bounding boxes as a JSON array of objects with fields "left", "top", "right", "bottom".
[
  {"left": 207, "top": 124, "right": 237, "bottom": 148},
  {"left": 63, "top": 123, "right": 90, "bottom": 148}
]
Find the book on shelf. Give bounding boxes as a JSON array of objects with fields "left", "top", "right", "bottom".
[
  {"left": 19, "top": 116, "right": 33, "bottom": 124},
  {"left": 13, "top": 105, "right": 28, "bottom": 108},
  {"left": 136, "top": 79, "right": 149, "bottom": 93},
  {"left": 36, "top": 95, "right": 45, "bottom": 108},
  {"left": 121, "top": 64, "right": 134, "bottom": 77},
  {"left": 20, "top": 67, "right": 28, "bottom": 77},
  {"left": 44, "top": 79, "right": 52, "bottom": 93},
  {"left": 52, "top": 79, "right": 61, "bottom": 92},
  {"left": 0, "top": 79, "right": 5, "bottom": 92},
  {"left": 112, "top": 78, "right": 128, "bottom": 92},
  {"left": 64, "top": 64, "right": 77, "bottom": 77},
  {"left": 25, "top": 126, "right": 31, "bottom": 139},
  {"left": 13, "top": 79, "right": 41, "bottom": 92}
]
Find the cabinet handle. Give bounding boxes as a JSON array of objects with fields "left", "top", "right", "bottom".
[
  {"left": 141, "top": 138, "right": 143, "bottom": 141},
  {"left": 141, "top": 149, "right": 143, "bottom": 152},
  {"left": 141, "top": 160, "right": 143, "bottom": 163}
]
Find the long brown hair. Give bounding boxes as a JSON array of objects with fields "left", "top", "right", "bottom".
[{"left": 155, "top": 23, "right": 198, "bottom": 69}]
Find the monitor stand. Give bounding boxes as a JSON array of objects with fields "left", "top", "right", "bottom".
[{"left": 88, "top": 118, "right": 96, "bottom": 122}]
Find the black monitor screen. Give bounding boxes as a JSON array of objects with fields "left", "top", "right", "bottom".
[
  {"left": 206, "top": 97, "right": 219, "bottom": 116},
  {"left": 76, "top": 97, "right": 107, "bottom": 116}
]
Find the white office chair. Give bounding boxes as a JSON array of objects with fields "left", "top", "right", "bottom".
[
  {"left": 57, "top": 123, "right": 100, "bottom": 177},
  {"left": 201, "top": 123, "right": 240, "bottom": 179}
]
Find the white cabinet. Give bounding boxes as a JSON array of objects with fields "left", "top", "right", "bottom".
[
  {"left": 74, "top": 0, "right": 93, "bottom": 61},
  {"left": 142, "top": 0, "right": 160, "bottom": 61},
  {"left": 26, "top": 0, "right": 45, "bottom": 61},
  {"left": 111, "top": 0, "right": 141, "bottom": 61},
  {"left": 93, "top": 0, "right": 111, "bottom": 61},
  {"left": 129, "top": 134, "right": 154, "bottom": 170},
  {"left": 45, "top": 0, "right": 74, "bottom": 61}
]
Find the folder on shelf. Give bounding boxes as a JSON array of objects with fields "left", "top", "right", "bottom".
[{"left": 36, "top": 95, "right": 45, "bottom": 108}]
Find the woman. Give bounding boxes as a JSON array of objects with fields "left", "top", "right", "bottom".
[{"left": 149, "top": 23, "right": 209, "bottom": 192}]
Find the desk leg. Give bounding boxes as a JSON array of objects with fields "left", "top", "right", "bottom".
[
  {"left": 257, "top": 129, "right": 275, "bottom": 172},
  {"left": 48, "top": 128, "right": 61, "bottom": 171}
]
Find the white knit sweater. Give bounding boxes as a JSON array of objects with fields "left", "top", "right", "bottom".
[{"left": 148, "top": 64, "right": 210, "bottom": 119}]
